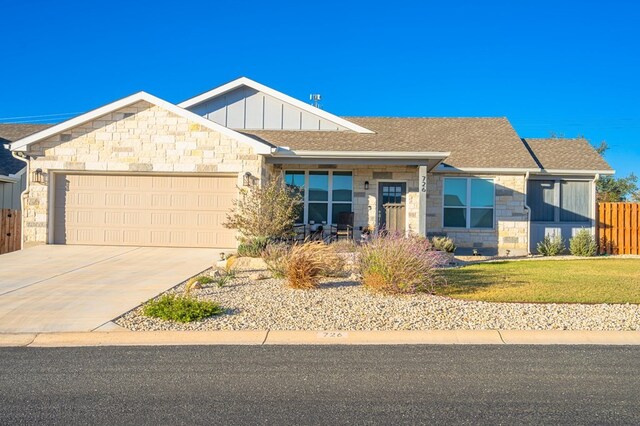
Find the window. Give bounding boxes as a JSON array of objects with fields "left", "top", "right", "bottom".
[
  {"left": 284, "top": 170, "right": 353, "bottom": 224},
  {"left": 382, "top": 185, "right": 403, "bottom": 204},
  {"left": 443, "top": 178, "right": 494, "bottom": 228},
  {"left": 331, "top": 171, "right": 353, "bottom": 223},
  {"left": 284, "top": 171, "right": 305, "bottom": 224}
]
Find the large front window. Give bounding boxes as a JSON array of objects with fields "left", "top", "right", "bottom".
[
  {"left": 285, "top": 170, "right": 353, "bottom": 224},
  {"left": 443, "top": 178, "right": 494, "bottom": 228}
]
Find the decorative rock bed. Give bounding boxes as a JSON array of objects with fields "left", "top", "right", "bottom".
[{"left": 115, "top": 264, "right": 640, "bottom": 332}]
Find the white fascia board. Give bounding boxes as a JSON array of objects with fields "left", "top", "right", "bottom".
[
  {"left": 271, "top": 148, "right": 451, "bottom": 160},
  {"left": 436, "top": 165, "right": 541, "bottom": 174},
  {"left": 533, "top": 169, "right": 616, "bottom": 176},
  {"left": 0, "top": 175, "right": 18, "bottom": 183},
  {"left": 435, "top": 165, "right": 616, "bottom": 175},
  {"left": 10, "top": 92, "right": 273, "bottom": 154},
  {"left": 178, "top": 77, "right": 375, "bottom": 134}
]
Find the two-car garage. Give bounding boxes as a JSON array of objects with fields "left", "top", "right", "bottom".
[{"left": 52, "top": 173, "right": 238, "bottom": 248}]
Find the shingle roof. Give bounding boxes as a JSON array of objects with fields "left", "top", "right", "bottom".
[
  {"left": 242, "top": 117, "right": 541, "bottom": 169},
  {"left": 0, "top": 124, "right": 52, "bottom": 175},
  {"left": 522, "top": 138, "right": 612, "bottom": 172}
]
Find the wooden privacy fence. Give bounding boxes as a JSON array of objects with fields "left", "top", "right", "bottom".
[{"left": 597, "top": 202, "right": 640, "bottom": 255}]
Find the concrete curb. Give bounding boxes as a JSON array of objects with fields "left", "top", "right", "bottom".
[
  {"left": 500, "top": 330, "right": 640, "bottom": 345},
  {"left": 2, "top": 330, "right": 640, "bottom": 347},
  {"left": 264, "top": 330, "right": 504, "bottom": 345}
]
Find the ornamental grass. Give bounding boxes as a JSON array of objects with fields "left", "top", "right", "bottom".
[{"left": 358, "top": 233, "right": 445, "bottom": 294}]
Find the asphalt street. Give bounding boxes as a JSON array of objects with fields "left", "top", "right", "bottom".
[{"left": 1, "top": 345, "right": 639, "bottom": 425}]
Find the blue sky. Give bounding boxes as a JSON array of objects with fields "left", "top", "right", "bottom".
[{"left": 1, "top": 0, "right": 638, "bottom": 176}]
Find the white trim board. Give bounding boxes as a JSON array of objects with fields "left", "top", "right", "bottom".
[
  {"left": 178, "top": 77, "right": 374, "bottom": 134},
  {"left": 9, "top": 92, "right": 274, "bottom": 154},
  {"left": 271, "top": 149, "right": 451, "bottom": 159},
  {"left": 436, "top": 165, "right": 614, "bottom": 176},
  {"left": 0, "top": 175, "right": 18, "bottom": 183}
]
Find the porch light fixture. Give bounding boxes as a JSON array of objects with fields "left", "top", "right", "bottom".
[
  {"left": 32, "top": 168, "right": 45, "bottom": 184},
  {"left": 364, "top": 181, "right": 369, "bottom": 190}
]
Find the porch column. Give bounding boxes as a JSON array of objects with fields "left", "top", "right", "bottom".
[{"left": 418, "top": 166, "right": 428, "bottom": 236}]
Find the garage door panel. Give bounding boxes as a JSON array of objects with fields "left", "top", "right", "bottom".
[
  {"left": 54, "top": 174, "right": 237, "bottom": 248},
  {"left": 123, "top": 229, "right": 143, "bottom": 245}
]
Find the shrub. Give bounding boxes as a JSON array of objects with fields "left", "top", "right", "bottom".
[
  {"left": 262, "top": 243, "right": 290, "bottom": 278},
  {"left": 143, "top": 294, "right": 224, "bottom": 323},
  {"left": 536, "top": 235, "right": 566, "bottom": 256},
  {"left": 431, "top": 236, "right": 456, "bottom": 253},
  {"left": 224, "top": 176, "right": 302, "bottom": 241},
  {"left": 237, "top": 237, "right": 269, "bottom": 257},
  {"left": 285, "top": 241, "right": 343, "bottom": 289},
  {"left": 358, "top": 233, "right": 444, "bottom": 294},
  {"left": 569, "top": 229, "right": 598, "bottom": 256}
]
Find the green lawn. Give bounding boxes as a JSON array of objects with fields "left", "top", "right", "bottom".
[{"left": 438, "top": 259, "right": 640, "bottom": 304}]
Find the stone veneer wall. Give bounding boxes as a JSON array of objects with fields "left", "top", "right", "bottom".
[
  {"left": 426, "top": 173, "right": 529, "bottom": 256},
  {"left": 23, "top": 100, "right": 264, "bottom": 246},
  {"left": 274, "top": 164, "right": 421, "bottom": 237}
]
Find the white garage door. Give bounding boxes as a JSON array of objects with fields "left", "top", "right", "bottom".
[{"left": 53, "top": 173, "right": 237, "bottom": 248}]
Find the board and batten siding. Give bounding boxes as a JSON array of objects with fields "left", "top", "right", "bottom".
[
  {"left": 0, "top": 170, "right": 26, "bottom": 210},
  {"left": 188, "top": 85, "right": 348, "bottom": 131}
]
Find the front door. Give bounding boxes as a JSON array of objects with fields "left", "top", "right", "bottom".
[{"left": 378, "top": 182, "right": 406, "bottom": 233}]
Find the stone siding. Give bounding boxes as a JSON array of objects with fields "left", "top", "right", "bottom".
[
  {"left": 426, "top": 173, "right": 529, "bottom": 256},
  {"left": 274, "top": 165, "right": 421, "bottom": 238},
  {"left": 23, "top": 100, "right": 264, "bottom": 246}
]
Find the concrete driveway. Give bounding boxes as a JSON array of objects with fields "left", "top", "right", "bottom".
[{"left": 0, "top": 245, "right": 219, "bottom": 333}]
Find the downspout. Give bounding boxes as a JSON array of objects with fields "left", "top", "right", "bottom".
[
  {"left": 9, "top": 148, "right": 30, "bottom": 251},
  {"left": 592, "top": 173, "right": 600, "bottom": 237},
  {"left": 523, "top": 171, "right": 531, "bottom": 255}
]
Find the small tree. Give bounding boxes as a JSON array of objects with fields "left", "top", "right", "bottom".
[
  {"left": 224, "top": 175, "right": 302, "bottom": 242},
  {"left": 569, "top": 229, "right": 598, "bottom": 257},
  {"left": 593, "top": 141, "right": 639, "bottom": 201},
  {"left": 536, "top": 235, "right": 566, "bottom": 256},
  {"left": 596, "top": 174, "right": 639, "bottom": 202}
]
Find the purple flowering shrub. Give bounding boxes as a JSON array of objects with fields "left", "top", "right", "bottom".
[{"left": 358, "top": 233, "right": 446, "bottom": 294}]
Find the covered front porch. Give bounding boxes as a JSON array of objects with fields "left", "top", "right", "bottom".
[{"left": 265, "top": 149, "right": 450, "bottom": 241}]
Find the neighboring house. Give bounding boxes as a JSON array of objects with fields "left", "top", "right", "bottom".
[
  {"left": 0, "top": 124, "right": 51, "bottom": 210},
  {"left": 7, "top": 77, "right": 613, "bottom": 254}
]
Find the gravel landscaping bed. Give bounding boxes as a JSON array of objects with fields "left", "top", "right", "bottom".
[{"left": 115, "top": 266, "right": 640, "bottom": 331}]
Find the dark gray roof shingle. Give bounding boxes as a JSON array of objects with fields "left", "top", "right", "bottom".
[
  {"left": 243, "top": 118, "right": 612, "bottom": 172},
  {"left": 522, "top": 138, "right": 612, "bottom": 172},
  {"left": 0, "top": 124, "right": 52, "bottom": 175},
  {"left": 242, "top": 117, "right": 541, "bottom": 169}
]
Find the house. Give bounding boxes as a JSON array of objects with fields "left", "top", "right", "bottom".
[
  {"left": 7, "top": 77, "right": 613, "bottom": 255},
  {"left": 0, "top": 124, "right": 51, "bottom": 209}
]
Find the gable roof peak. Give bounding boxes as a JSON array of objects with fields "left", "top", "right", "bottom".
[
  {"left": 178, "top": 77, "right": 374, "bottom": 134},
  {"left": 9, "top": 91, "right": 273, "bottom": 154}
]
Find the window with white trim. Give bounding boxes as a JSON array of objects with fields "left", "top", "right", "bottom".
[
  {"left": 284, "top": 170, "right": 353, "bottom": 224},
  {"left": 443, "top": 178, "right": 494, "bottom": 228}
]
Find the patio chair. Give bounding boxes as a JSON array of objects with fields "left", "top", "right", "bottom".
[
  {"left": 331, "top": 212, "right": 354, "bottom": 241},
  {"left": 292, "top": 224, "right": 307, "bottom": 243}
]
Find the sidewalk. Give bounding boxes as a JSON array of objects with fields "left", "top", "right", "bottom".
[{"left": 2, "top": 329, "right": 640, "bottom": 347}]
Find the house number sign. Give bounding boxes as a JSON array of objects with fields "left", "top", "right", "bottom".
[{"left": 317, "top": 331, "right": 349, "bottom": 339}]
